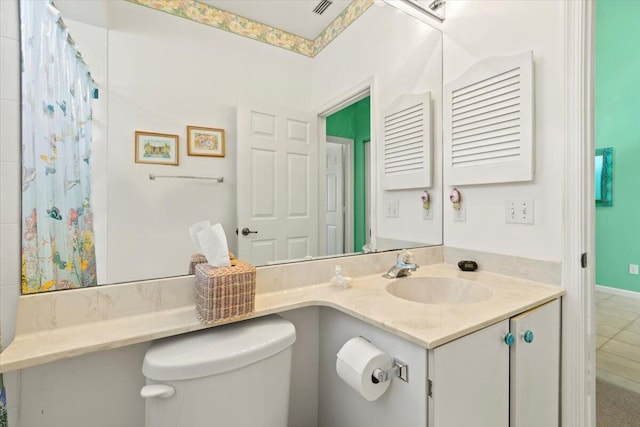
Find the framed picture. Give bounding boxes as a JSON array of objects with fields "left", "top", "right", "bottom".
[
  {"left": 595, "top": 147, "right": 613, "bottom": 207},
  {"left": 187, "top": 126, "right": 225, "bottom": 157},
  {"left": 135, "top": 131, "right": 179, "bottom": 166}
]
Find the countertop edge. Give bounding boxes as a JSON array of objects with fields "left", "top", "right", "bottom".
[{"left": 0, "top": 268, "right": 565, "bottom": 373}]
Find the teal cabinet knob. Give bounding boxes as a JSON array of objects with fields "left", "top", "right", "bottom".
[
  {"left": 504, "top": 333, "right": 515, "bottom": 346},
  {"left": 523, "top": 330, "right": 534, "bottom": 343}
]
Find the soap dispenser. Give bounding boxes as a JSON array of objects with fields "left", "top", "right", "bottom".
[{"left": 331, "top": 265, "right": 352, "bottom": 290}]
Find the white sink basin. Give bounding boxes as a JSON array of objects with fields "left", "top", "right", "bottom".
[{"left": 386, "top": 276, "right": 493, "bottom": 305}]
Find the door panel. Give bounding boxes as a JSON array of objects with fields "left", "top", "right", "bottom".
[
  {"left": 325, "top": 143, "right": 344, "bottom": 255},
  {"left": 251, "top": 149, "right": 276, "bottom": 219},
  {"left": 430, "top": 320, "right": 509, "bottom": 427},
  {"left": 287, "top": 236, "right": 309, "bottom": 259},
  {"left": 287, "top": 153, "right": 310, "bottom": 217},
  {"left": 249, "top": 240, "right": 276, "bottom": 267},
  {"left": 238, "top": 106, "right": 318, "bottom": 264},
  {"left": 510, "top": 299, "right": 560, "bottom": 427}
]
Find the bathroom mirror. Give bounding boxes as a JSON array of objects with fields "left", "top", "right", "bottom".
[
  {"left": 20, "top": 0, "right": 443, "bottom": 292},
  {"left": 595, "top": 147, "right": 612, "bottom": 207}
]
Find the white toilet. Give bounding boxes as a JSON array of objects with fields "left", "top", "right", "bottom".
[{"left": 141, "top": 315, "right": 296, "bottom": 427}]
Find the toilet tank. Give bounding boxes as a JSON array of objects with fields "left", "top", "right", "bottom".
[{"left": 141, "top": 315, "right": 296, "bottom": 427}]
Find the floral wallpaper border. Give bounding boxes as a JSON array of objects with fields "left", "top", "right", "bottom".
[{"left": 126, "top": 0, "right": 374, "bottom": 58}]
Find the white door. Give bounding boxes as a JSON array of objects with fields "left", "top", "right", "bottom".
[
  {"left": 325, "top": 142, "right": 344, "bottom": 255},
  {"left": 429, "top": 320, "right": 510, "bottom": 427},
  {"left": 237, "top": 106, "right": 318, "bottom": 265},
  {"left": 510, "top": 299, "right": 561, "bottom": 427}
]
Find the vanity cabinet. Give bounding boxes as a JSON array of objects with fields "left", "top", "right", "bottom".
[{"left": 427, "top": 298, "right": 560, "bottom": 427}]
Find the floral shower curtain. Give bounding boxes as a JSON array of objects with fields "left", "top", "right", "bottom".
[{"left": 20, "top": 0, "right": 98, "bottom": 294}]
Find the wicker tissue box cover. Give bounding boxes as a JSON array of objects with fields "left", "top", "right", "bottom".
[
  {"left": 188, "top": 253, "right": 208, "bottom": 275},
  {"left": 194, "top": 260, "right": 256, "bottom": 324}
]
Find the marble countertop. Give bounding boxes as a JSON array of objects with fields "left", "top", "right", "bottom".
[{"left": 0, "top": 263, "right": 564, "bottom": 373}]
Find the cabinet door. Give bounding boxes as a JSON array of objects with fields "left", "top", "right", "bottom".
[
  {"left": 429, "top": 320, "right": 510, "bottom": 427},
  {"left": 510, "top": 299, "right": 560, "bottom": 427}
]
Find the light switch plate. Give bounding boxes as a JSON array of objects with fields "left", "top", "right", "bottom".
[
  {"left": 386, "top": 200, "right": 400, "bottom": 218},
  {"left": 630, "top": 264, "right": 639, "bottom": 275},
  {"left": 505, "top": 199, "right": 534, "bottom": 224}
]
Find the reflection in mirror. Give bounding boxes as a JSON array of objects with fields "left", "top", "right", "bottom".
[
  {"left": 21, "top": 0, "right": 99, "bottom": 293},
  {"left": 595, "top": 147, "right": 612, "bottom": 207},
  {"left": 21, "top": 0, "right": 443, "bottom": 292}
]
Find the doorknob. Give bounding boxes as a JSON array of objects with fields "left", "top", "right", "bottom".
[{"left": 241, "top": 227, "right": 258, "bottom": 236}]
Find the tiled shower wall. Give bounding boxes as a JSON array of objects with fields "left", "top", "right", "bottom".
[{"left": 0, "top": 0, "right": 22, "bottom": 424}]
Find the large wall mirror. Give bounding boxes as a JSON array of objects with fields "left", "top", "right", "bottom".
[{"left": 20, "top": 0, "right": 443, "bottom": 293}]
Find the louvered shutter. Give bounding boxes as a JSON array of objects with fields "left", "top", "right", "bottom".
[
  {"left": 382, "top": 92, "right": 432, "bottom": 190},
  {"left": 445, "top": 51, "right": 534, "bottom": 185}
]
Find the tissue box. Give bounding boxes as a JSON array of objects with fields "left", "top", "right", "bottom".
[
  {"left": 188, "top": 253, "right": 208, "bottom": 275},
  {"left": 194, "top": 260, "right": 256, "bottom": 324}
]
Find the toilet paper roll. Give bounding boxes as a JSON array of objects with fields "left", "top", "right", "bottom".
[{"left": 336, "top": 337, "right": 393, "bottom": 401}]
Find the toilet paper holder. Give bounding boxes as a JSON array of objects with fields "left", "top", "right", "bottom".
[{"left": 371, "top": 358, "right": 408, "bottom": 383}]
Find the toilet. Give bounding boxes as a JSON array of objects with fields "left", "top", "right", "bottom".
[{"left": 141, "top": 315, "right": 296, "bottom": 427}]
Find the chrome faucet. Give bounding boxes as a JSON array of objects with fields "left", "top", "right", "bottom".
[{"left": 383, "top": 251, "right": 419, "bottom": 279}]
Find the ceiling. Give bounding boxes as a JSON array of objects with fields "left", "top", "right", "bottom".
[{"left": 201, "top": 0, "right": 354, "bottom": 40}]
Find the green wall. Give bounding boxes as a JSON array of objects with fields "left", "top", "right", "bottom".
[
  {"left": 326, "top": 96, "right": 370, "bottom": 252},
  {"left": 595, "top": 0, "right": 640, "bottom": 292}
]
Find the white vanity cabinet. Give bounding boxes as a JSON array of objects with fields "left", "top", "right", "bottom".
[{"left": 427, "top": 298, "right": 560, "bottom": 427}]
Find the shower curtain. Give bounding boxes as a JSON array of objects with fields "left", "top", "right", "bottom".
[{"left": 20, "top": 0, "right": 98, "bottom": 294}]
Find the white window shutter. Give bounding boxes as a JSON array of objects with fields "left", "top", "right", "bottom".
[
  {"left": 444, "top": 51, "right": 534, "bottom": 185},
  {"left": 382, "top": 92, "right": 432, "bottom": 190}
]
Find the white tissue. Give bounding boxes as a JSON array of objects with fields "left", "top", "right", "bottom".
[
  {"left": 197, "top": 223, "right": 231, "bottom": 267},
  {"left": 189, "top": 220, "right": 211, "bottom": 253},
  {"left": 336, "top": 337, "right": 392, "bottom": 401}
]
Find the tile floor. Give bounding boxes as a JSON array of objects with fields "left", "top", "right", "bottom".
[{"left": 596, "top": 289, "right": 640, "bottom": 392}]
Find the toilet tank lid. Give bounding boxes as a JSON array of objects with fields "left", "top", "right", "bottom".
[{"left": 142, "top": 315, "right": 296, "bottom": 381}]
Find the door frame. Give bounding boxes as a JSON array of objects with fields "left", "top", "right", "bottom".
[
  {"left": 563, "top": 1, "right": 595, "bottom": 426},
  {"left": 326, "top": 136, "right": 355, "bottom": 254},
  {"left": 316, "top": 76, "right": 378, "bottom": 254}
]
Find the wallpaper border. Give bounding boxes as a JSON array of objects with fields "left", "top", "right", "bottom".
[{"left": 126, "top": 0, "right": 374, "bottom": 58}]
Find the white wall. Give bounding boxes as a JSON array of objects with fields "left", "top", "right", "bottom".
[
  {"left": 0, "top": 0, "right": 22, "bottom": 424},
  {"left": 442, "top": 0, "right": 564, "bottom": 262},
  {"left": 105, "top": 1, "right": 313, "bottom": 283},
  {"left": 311, "top": 4, "right": 444, "bottom": 248}
]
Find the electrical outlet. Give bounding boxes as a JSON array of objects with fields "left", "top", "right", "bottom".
[
  {"left": 423, "top": 206, "right": 433, "bottom": 221},
  {"left": 453, "top": 203, "right": 466, "bottom": 222},
  {"left": 386, "top": 201, "right": 400, "bottom": 218},
  {"left": 629, "top": 264, "right": 639, "bottom": 275},
  {"left": 505, "top": 199, "right": 534, "bottom": 224}
]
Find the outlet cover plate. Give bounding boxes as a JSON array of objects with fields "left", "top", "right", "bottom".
[
  {"left": 423, "top": 206, "right": 433, "bottom": 221},
  {"left": 453, "top": 203, "right": 466, "bottom": 222},
  {"left": 630, "top": 264, "right": 639, "bottom": 275}
]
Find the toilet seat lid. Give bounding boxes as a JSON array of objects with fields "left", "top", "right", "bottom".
[{"left": 142, "top": 315, "right": 296, "bottom": 381}]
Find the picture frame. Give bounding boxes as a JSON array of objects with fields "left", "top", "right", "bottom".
[
  {"left": 595, "top": 147, "right": 613, "bottom": 207},
  {"left": 135, "top": 131, "right": 179, "bottom": 166},
  {"left": 187, "top": 126, "right": 226, "bottom": 157}
]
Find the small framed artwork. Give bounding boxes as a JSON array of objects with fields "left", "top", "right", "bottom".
[
  {"left": 187, "top": 126, "right": 225, "bottom": 157},
  {"left": 135, "top": 131, "right": 179, "bottom": 166}
]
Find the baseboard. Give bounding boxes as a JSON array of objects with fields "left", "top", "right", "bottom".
[{"left": 595, "top": 284, "right": 640, "bottom": 299}]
